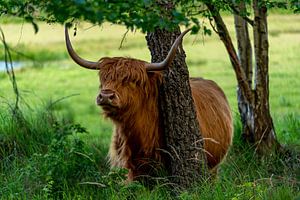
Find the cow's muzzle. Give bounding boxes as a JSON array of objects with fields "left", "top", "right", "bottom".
[{"left": 96, "top": 89, "right": 118, "bottom": 108}]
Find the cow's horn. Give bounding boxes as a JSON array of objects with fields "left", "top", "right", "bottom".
[
  {"left": 145, "top": 28, "right": 192, "bottom": 71},
  {"left": 65, "top": 25, "right": 99, "bottom": 70}
]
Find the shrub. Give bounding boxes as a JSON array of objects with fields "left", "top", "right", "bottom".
[{"left": 28, "top": 122, "right": 99, "bottom": 199}]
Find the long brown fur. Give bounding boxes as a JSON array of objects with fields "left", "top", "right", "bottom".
[{"left": 97, "top": 57, "right": 233, "bottom": 181}]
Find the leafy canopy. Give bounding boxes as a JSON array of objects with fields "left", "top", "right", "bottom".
[{"left": 0, "top": 0, "right": 299, "bottom": 33}]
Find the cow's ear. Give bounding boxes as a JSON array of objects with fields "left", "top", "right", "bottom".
[
  {"left": 146, "top": 71, "right": 157, "bottom": 77},
  {"left": 147, "top": 71, "right": 163, "bottom": 84}
]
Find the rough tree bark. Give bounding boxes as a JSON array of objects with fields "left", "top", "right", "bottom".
[
  {"left": 206, "top": 1, "right": 281, "bottom": 155},
  {"left": 146, "top": 26, "right": 208, "bottom": 189},
  {"left": 146, "top": 27, "right": 208, "bottom": 189}
]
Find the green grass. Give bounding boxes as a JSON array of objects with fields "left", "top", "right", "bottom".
[
  {"left": 0, "top": 14, "right": 300, "bottom": 199},
  {"left": 0, "top": 107, "right": 298, "bottom": 199}
]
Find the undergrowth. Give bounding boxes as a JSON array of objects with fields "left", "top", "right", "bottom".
[{"left": 0, "top": 104, "right": 299, "bottom": 199}]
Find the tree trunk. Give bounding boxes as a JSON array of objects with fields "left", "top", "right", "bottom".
[
  {"left": 234, "top": 1, "right": 255, "bottom": 143},
  {"left": 252, "top": 0, "right": 281, "bottom": 154},
  {"left": 146, "top": 27, "right": 208, "bottom": 189},
  {"left": 206, "top": 1, "right": 281, "bottom": 155}
]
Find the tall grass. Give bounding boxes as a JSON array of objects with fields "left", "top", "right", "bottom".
[
  {"left": 0, "top": 105, "right": 52, "bottom": 159},
  {"left": 0, "top": 102, "right": 102, "bottom": 199},
  {"left": 0, "top": 103, "right": 299, "bottom": 199}
]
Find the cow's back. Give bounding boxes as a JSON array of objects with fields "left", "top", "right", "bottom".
[{"left": 190, "top": 77, "right": 233, "bottom": 169}]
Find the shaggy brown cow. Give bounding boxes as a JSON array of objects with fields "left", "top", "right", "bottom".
[{"left": 65, "top": 27, "right": 233, "bottom": 181}]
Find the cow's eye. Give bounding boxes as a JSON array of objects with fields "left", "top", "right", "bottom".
[{"left": 129, "top": 82, "right": 136, "bottom": 88}]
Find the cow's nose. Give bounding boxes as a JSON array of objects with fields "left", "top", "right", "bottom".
[{"left": 97, "top": 90, "right": 116, "bottom": 105}]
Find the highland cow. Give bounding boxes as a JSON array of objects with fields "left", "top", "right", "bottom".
[{"left": 65, "top": 27, "right": 233, "bottom": 181}]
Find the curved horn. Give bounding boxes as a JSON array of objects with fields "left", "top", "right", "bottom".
[
  {"left": 65, "top": 25, "right": 99, "bottom": 70},
  {"left": 145, "top": 28, "right": 192, "bottom": 71}
]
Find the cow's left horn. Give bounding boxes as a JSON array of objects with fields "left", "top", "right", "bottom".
[
  {"left": 65, "top": 25, "right": 99, "bottom": 70},
  {"left": 145, "top": 28, "right": 192, "bottom": 71}
]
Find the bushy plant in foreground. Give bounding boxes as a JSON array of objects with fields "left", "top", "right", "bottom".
[
  {"left": 24, "top": 122, "right": 101, "bottom": 199},
  {"left": 0, "top": 105, "right": 101, "bottom": 198}
]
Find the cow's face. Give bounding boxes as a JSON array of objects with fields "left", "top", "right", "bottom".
[
  {"left": 96, "top": 58, "right": 150, "bottom": 117},
  {"left": 64, "top": 26, "right": 190, "bottom": 117}
]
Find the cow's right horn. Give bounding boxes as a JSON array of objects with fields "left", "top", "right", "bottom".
[
  {"left": 65, "top": 25, "right": 99, "bottom": 70},
  {"left": 145, "top": 28, "right": 191, "bottom": 71}
]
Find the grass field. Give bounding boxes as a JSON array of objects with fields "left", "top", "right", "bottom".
[{"left": 0, "top": 14, "right": 299, "bottom": 199}]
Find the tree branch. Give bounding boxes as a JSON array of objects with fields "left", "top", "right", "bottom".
[
  {"left": 227, "top": 2, "right": 254, "bottom": 26},
  {"left": 208, "top": 17, "right": 219, "bottom": 34},
  {"left": 205, "top": 3, "right": 253, "bottom": 103},
  {"left": 0, "top": 26, "right": 21, "bottom": 112}
]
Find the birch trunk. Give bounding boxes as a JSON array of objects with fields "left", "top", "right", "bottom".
[
  {"left": 234, "top": 1, "right": 255, "bottom": 143},
  {"left": 252, "top": 0, "right": 281, "bottom": 154}
]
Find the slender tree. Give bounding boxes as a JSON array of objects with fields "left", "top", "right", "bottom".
[
  {"left": 233, "top": 1, "right": 254, "bottom": 145},
  {"left": 204, "top": 0, "right": 285, "bottom": 154}
]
